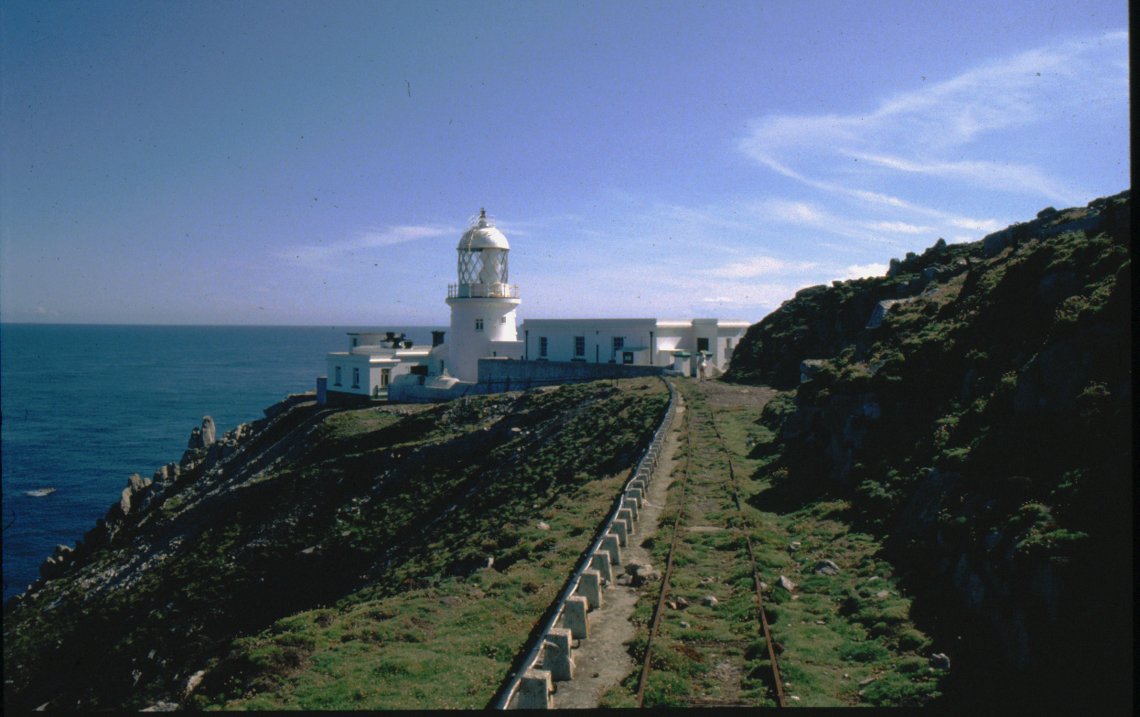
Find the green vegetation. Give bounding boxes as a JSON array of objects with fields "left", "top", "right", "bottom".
[
  {"left": 724, "top": 190, "right": 1131, "bottom": 712},
  {"left": 602, "top": 381, "right": 942, "bottom": 708},
  {"left": 4, "top": 379, "right": 668, "bottom": 711}
]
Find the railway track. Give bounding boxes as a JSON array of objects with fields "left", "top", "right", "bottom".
[{"left": 634, "top": 386, "right": 786, "bottom": 708}]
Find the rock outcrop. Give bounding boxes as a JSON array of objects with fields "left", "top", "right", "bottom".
[{"left": 727, "top": 190, "right": 1131, "bottom": 711}]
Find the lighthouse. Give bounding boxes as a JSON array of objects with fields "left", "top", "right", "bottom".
[
  {"left": 444, "top": 209, "right": 521, "bottom": 382},
  {"left": 323, "top": 207, "right": 751, "bottom": 404}
]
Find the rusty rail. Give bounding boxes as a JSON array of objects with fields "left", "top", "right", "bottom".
[
  {"left": 634, "top": 406, "right": 691, "bottom": 706},
  {"left": 635, "top": 397, "right": 785, "bottom": 708}
]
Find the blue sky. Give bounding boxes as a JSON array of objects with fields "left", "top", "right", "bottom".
[{"left": 0, "top": 0, "right": 1129, "bottom": 326}]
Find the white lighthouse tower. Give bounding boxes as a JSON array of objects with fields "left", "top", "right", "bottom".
[{"left": 444, "top": 209, "right": 522, "bottom": 382}]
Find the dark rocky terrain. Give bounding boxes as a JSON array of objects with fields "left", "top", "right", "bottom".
[
  {"left": 3, "top": 380, "right": 669, "bottom": 710},
  {"left": 726, "top": 189, "right": 1131, "bottom": 712}
]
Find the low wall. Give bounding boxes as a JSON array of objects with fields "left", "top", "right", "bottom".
[
  {"left": 477, "top": 359, "right": 664, "bottom": 392},
  {"left": 491, "top": 377, "right": 678, "bottom": 709},
  {"left": 387, "top": 360, "right": 666, "bottom": 404}
]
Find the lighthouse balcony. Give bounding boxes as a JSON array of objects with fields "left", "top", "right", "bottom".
[{"left": 448, "top": 282, "right": 519, "bottom": 299}]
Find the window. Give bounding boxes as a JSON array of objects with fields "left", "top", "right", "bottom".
[
  {"left": 623, "top": 351, "right": 634, "bottom": 364},
  {"left": 574, "top": 336, "right": 585, "bottom": 357},
  {"left": 697, "top": 337, "right": 710, "bottom": 353},
  {"left": 351, "top": 337, "right": 358, "bottom": 347},
  {"left": 539, "top": 336, "right": 548, "bottom": 358},
  {"left": 334, "top": 366, "right": 342, "bottom": 386},
  {"left": 381, "top": 368, "right": 391, "bottom": 387},
  {"left": 500, "top": 316, "right": 507, "bottom": 324},
  {"left": 475, "top": 319, "right": 484, "bottom": 331},
  {"left": 612, "top": 336, "right": 624, "bottom": 355},
  {"left": 352, "top": 368, "right": 360, "bottom": 388}
]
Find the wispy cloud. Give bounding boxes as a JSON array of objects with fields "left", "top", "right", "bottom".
[
  {"left": 739, "top": 30, "right": 1128, "bottom": 232},
  {"left": 703, "top": 255, "right": 817, "bottom": 280},
  {"left": 278, "top": 225, "right": 453, "bottom": 268},
  {"left": 837, "top": 263, "right": 889, "bottom": 281},
  {"left": 863, "top": 220, "right": 934, "bottom": 235}
]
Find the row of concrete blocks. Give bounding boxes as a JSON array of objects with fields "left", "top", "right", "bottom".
[
  {"left": 509, "top": 388, "right": 676, "bottom": 708},
  {"left": 513, "top": 488, "right": 647, "bottom": 707}
]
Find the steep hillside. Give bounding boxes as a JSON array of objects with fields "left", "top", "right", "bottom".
[
  {"left": 3, "top": 379, "right": 668, "bottom": 710},
  {"left": 726, "top": 190, "right": 1131, "bottom": 711}
]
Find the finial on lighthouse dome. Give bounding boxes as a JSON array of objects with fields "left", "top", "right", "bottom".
[{"left": 458, "top": 208, "right": 510, "bottom": 250}]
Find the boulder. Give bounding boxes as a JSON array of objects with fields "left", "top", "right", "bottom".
[
  {"left": 626, "top": 562, "right": 661, "bottom": 586},
  {"left": 184, "top": 669, "right": 207, "bottom": 696},
  {"left": 930, "top": 653, "right": 951, "bottom": 670},
  {"left": 982, "top": 228, "right": 1013, "bottom": 257},
  {"left": 814, "top": 559, "right": 841, "bottom": 576},
  {"left": 701, "top": 595, "right": 719, "bottom": 607},
  {"left": 776, "top": 575, "right": 796, "bottom": 592},
  {"left": 186, "top": 417, "right": 217, "bottom": 450},
  {"left": 120, "top": 474, "right": 154, "bottom": 515},
  {"left": 142, "top": 702, "right": 180, "bottom": 712}
]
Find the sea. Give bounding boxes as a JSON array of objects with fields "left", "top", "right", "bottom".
[{"left": 0, "top": 323, "right": 442, "bottom": 602}]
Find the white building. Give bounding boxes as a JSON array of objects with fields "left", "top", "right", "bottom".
[
  {"left": 322, "top": 209, "right": 750, "bottom": 404},
  {"left": 519, "top": 317, "right": 748, "bottom": 375},
  {"left": 323, "top": 331, "right": 432, "bottom": 403}
]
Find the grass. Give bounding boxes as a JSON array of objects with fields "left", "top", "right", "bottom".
[
  {"left": 5, "top": 379, "right": 670, "bottom": 712},
  {"left": 603, "top": 379, "right": 945, "bottom": 708},
  {"left": 192, "top": 380, "right": 669, "bottom": 710}
]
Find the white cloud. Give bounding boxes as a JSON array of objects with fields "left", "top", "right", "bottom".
[
  {"left": 863, "top": 220, "right": 934, "bottom": 235},
  {"left": 278, "top": 224, "right": 453, "bottom": 268},
  {"left": 738, "top": 30, "right": 1127, "bottom": 236},
  {"left": 707, "top": 256, "right": 818, "bottom": 279},
  {"left": 837, "top": 263, "right": 889, "bottom": 281},
  {"left": 949, "top": 217, "right": 1003, "bottom": 233}
]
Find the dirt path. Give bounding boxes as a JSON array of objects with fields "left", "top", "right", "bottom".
[{"left": 549, "top": 391, "right": 687, "bottom": 708}]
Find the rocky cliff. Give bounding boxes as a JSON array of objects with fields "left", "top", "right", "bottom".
[
  {"left": 726, "top": 190, "right": 1131, "bottom": 711},
  {"left": 3, "top": 380, "right": 669, "bottom": 710}
]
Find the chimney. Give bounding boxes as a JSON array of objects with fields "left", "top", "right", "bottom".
[{"left": 432, "top": 330, "right": 446, "bottom": 348}]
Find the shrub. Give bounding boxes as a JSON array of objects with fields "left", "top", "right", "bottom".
[{"left": 839, "top": 640, "right": 889, "bottom": 663}]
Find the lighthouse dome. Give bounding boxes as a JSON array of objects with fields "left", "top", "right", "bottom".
[{"left": 457, "top": 209, "right": 509, "bottom": 250}]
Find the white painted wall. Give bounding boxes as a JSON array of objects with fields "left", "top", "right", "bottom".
[
  {"left": 521, "top": 319, "right": 658, "bottom": 365},
  {"left": 326, "top": 346, "right": 431, "bottom": 397},
  {"left": 520, "top": 318, "right": 750, "bottom": 370},
  {"left": 446, "top": 297, "right": 520, "bottom": 382}
]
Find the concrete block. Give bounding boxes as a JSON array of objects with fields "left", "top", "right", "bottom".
[
  {"left": 543, "top": 628, "right": 574, "bottom": 681},
  {"left": 618, "top": 508, "right": 635, "bottom": 535},
  {"left": 516, "top": 669, "right": 552, "bottom": 709},
  {"left": 601, "top": 534, "right": 621, "bottom": 566},
  {"left": 624, "top": 488, "right": 643, "bottom": 509},
  {"left": 577, "top": 569, "right": 602, "bottom": 610},
  {"left": 590, "top": 551, "right": 613, "bottom": 584},
  {"left": 611, "top": 520, "right": 628, "bottom": 547},
  {"left": 560, "top": 595, "right": 589, "bottom": 639},
  {"left": 622, "top": 497, "right": 639, "bottom": 522}
]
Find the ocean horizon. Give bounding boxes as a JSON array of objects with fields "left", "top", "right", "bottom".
[{"left": 0, "top": 323, "right": 444, "bottom": 601}]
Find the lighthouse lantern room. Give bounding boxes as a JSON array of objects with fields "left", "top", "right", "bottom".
[{"left": 444, "top": 209, "right": 523, "bottom": 381}]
